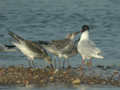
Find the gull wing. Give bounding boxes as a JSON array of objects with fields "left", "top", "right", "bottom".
[
  {"left": 25, "top": 40, "right": 48, "bottom": 57},
  {"left": 79, "top": 40, "right": 102, "bottom": 56},
  {"left": 50, "top": 39, "right": 73, "bottom": 50}
]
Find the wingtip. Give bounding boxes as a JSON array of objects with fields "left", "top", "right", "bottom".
[
  {"left": 8, "top": 30, "right": 13, "bottom": 34},
  {"left": 8, "top": 31, "right": 24, "bottom": 42},
  {"left": 97, "top": 55, "right": 104, "bottom": 59},
  {"left": 8, "top": 31, "right": 15, "bottom": 37}
]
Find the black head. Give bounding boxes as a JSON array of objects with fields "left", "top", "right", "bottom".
[{"left": 81, "top": 25, "right": 89, "bottom": 33}]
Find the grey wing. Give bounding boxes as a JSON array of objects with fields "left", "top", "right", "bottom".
[
  {"left": 50, "top": 39, "right": 70, "bottom": 49},
  {"left": 26, "top": 40, "right": 49, "bottom": 56},
  {"left": 42, "top": 39, "right": 74, "bottom": 53},
  {"left": 88, "top": 40, "right": 102, "bottom": 54},
  {"left": 33, "top": 40, "right": 50, "bottom": 45},
  {"left": 87, "top": 40, "right": 96, "bottom": 47},
  {"left": 80, "top": 40, "right": 101, "bottom": 55},
  {"left": 61, "top": 41, "right": 74, "bottom": 53}
]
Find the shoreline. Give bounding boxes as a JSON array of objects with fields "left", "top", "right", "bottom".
[{"left": 0, "top": 65, "right": 119, "bottom": 87}]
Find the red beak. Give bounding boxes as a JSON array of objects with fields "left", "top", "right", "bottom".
[{"left": 80, "top": 29, "right": 83, "bottom": 33}]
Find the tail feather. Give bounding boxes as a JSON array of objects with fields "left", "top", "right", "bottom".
[
  {"left": 4, "top": 44, "right": 16, "bottom": 49},
  {"left": 0, "top": 44, "right": 16, "bottom": 52},
  {"left": 94, "top": 55, "right": 104, "bottom": 59},
  {"left": 8, "top": 31, "right": 24, "bottom": 42}
]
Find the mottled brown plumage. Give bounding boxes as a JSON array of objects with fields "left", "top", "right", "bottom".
[
  {"left": 8, "top": 31, "right": 53, "bottom": 68},
  {"left": 41, "top": 31, "right": 80, "bottom": 68}
]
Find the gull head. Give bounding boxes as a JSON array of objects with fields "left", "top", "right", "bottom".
[
  {"left": 81, "top": 25, "right": 89, "bottom": 33},
  {"left": 80, "top": 25, "right": 90, "bottom": 40},
  {"left": 66, "top": 31, "right": 80, "bottom": 40}
]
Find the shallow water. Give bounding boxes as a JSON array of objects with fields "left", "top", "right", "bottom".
[
  {"left": 0, "top": 85, "right": 120, "bottom": 90},
  {"left": 0, "top": 0, "right": 120, "bottom": 89}
]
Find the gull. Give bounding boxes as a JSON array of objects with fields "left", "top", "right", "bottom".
[
  {"left": 39, "top": 32, "right": 80, "bottom": 68},
  {"left": 77, "top": 25, "right": 104, "bottom": 65},
  {"left": 0, "top": 44, "right": 16, "bottom": 52},
  {"left": 62, "top": 43, "right": 78, "bottom": 68},
  {"left": 8, "top": 31, "right": 54, "bottom": 68}
]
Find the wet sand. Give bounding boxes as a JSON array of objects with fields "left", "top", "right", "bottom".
[{"left": 0, "top": 65, "right": 120, "bottom": 87}]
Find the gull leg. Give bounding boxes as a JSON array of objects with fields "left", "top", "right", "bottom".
[
  {"left": 50, "top": 64, "right": 54, "bottom": 69},
  {"left": 81, "top": 56, "right": 86, "bottom": 65},
  {"left": 58, "top": 58, "right": 61, "bottom": 69},
  {"left": 28, "top": 57, "right": 35, "bottom": 67},
  {"left": 44, "top": 56, "right": 54, "bottom": 70},
  {"left": 81, "top": 59, "right": 85, "bottom": 65},
  {"left": 28, "top": 60, "right": 32, "bottom": 67},
  {"left": 80, "top": 59, "right": 85, "bottom": 69},
  {"left": 54, "top": 56, "right": 57, "bottom": 69},
  {"left": 89, "top": 59, "right": 92, "bottom": 66},
  {"left": 67, "top": 59, "right": 71, "bottom": 68},
  {"left": 31, "top": 60, "right": 36, "bottom": 68},
  {"left": 62, "top": 58, "right": 65, "bottom": 69},
  {"left": 47, "top": 61, "right": 54, "bottom": 69},
  {"left": 87, "top": 59, "right": 92, "bottom": 67},
  {"left": 43, "top": 61, "right": 46, "bottom": 68}
]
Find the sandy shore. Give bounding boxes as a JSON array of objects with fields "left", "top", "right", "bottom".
[{"left": 0, "top": 65, "right": 119, "bottom": 87}]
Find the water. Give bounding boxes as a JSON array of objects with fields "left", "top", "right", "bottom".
[
  {"left": 0, "top": 85, "right": 120, "bottom": 90},
  {"left": 0, "top": 0, "right": 120, "bottom": 89},
  {"left": 24, "top": 86, "right": 120, "bottom": 90}
]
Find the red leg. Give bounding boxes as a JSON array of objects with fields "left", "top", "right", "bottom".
[
  {"left": 89, "top": 59, "right": 92, "bottom": 66},
  {"left": 87, "top": 59, "right": 92, "bottom": 67},
  {"left": 81, "top": 59, "right": 85, "bottom": 65}
]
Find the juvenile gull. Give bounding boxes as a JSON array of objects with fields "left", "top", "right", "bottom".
[
  {"left": 77, "top": 25, "right": 104, "bottom": 65},
  {"left": 62, "top": 43, "right": 78, "bottom": 68},
  {"left": 40, "top": 32, "right": 80, "bottom": 68},
  {"left": 8, "top": 31, "right": 53, "bottom": 68}
]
